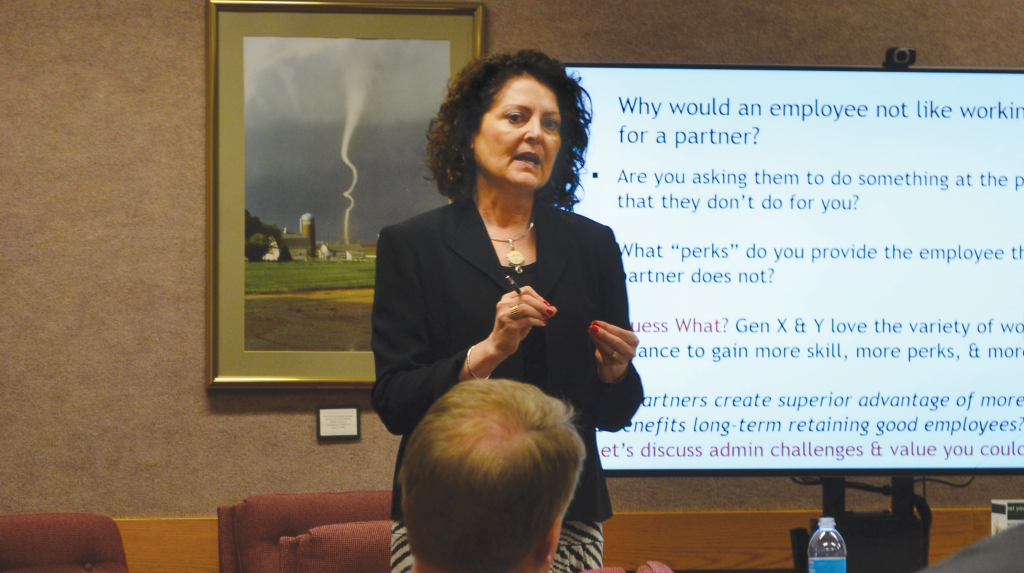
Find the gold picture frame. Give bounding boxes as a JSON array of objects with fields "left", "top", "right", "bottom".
[{"left": 207, "top": 0, "right": 483, "bottom": 387}]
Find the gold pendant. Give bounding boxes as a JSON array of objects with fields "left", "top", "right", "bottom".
[{"left": 507, "top": 248, "right": 525, "bottom": 274}]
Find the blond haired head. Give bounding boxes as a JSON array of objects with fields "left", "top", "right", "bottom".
[{"left": 399, "top": 379, "right": 585, "bottom": 573}]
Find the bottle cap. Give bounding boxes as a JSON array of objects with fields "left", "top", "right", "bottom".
[{"left": 819, "top": 516, "right": 836, "bottom": 527}]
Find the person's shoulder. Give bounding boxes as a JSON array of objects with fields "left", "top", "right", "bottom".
[
  {"left": 379, "top": 202, "right": 461, "bottom": 240},
  {"left": 924, "top": 524, "right": 1024, "bottom": 573},
  {"left": 540, "top": 204, "right": 615, "bottom": 240}
]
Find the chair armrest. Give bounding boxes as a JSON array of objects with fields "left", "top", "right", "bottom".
[{"left": 292, "top": 520, "right": 391, "bottom": 573}]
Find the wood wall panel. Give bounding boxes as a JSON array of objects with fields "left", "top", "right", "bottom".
[
  {"left": 114, "top": 510, "right": 989, "bottom": 573},
  {"left": 115, "top": 518, "right": 219, "bottom": 573},
  {"left": 604, "top": 508, "right": 990, "bottom": 570}
]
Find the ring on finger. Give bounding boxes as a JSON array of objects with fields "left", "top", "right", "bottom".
[
  {"left": 510, "top": 304, "right": 521, "bottom": 319},
  {"left": 611, "top": 350, "right": 619, "bottom": 359}
]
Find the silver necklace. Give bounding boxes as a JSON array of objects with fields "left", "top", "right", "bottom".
[{"left": 489, "top": 221, "right": 534, "bottom": 274}]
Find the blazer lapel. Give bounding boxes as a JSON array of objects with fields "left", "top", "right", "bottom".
[
  {"left": 534, "top": 204, "right": 579, "bottom": 296},
  {"left": 445, "top": 200, "right": 580, "bottom": 296},
  {"left": 445, "top": 201, "right": 508, "bottom": 291}
]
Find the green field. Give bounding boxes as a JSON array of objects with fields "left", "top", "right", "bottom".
[{"left": 245, "top": 260, "right": 376, "bottom": 294}]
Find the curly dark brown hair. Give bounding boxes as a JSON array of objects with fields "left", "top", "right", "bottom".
[{"left": 425, "top": 49, "right": 591, "bottom": 211}]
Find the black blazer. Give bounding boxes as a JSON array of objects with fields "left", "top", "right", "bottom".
[{"left": 371, "top": 199, "right": 644, "bottom": 522}]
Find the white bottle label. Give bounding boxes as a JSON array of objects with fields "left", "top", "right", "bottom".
[{"left": 808, "top": 557, "right": 846, "bottom": 573}]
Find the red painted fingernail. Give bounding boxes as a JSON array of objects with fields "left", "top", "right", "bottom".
[
  {"left": 547, "top": 308, "right": 554, "bottom": 315},
  {"left": 544, "top": 300, "right": 550, "bottom": 306},
  {"left": 543, "top": 320, "right": 548, "bottom": 325},
  {"left": 589, "top": 325, "right": 599, "bottom": 332}
]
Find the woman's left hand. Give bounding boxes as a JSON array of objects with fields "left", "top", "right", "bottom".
[{"left": 588, "top": 321, "right": 639, "bottom": 383}]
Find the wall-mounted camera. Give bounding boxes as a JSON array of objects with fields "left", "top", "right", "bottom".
[{"left": 883, "top": 47, "right": 917, "bottom": 69}]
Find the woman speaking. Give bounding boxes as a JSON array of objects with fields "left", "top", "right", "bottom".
[{"left": 371, "top": 50, "right": 643, "bottom": 573}]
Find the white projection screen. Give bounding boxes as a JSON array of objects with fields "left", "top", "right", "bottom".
[{"left": 567, "top": 64, "right": 1024, "bottom": 476}]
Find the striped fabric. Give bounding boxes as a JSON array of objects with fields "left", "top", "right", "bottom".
[
  {"left": 551, "top": 521, "right": 603, "bottom": 573},
  {"left": 390, "top": 521, "right": 415, "bottom": 573},
  {"left": 390, "top": 520, "right": 603, "bottom": 573}
]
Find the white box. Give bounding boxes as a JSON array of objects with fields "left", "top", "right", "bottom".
[{"left": 991, "top": 500, "right": 1024, "bottom": 535}]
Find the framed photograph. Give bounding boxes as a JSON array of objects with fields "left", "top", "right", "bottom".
[{"left": 207, "top": 1, "right": 483, "bottom": 387}]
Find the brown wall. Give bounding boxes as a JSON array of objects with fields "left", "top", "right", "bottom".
[{"left": 2, "top": 0, "right": 1021, "bottom": 518}]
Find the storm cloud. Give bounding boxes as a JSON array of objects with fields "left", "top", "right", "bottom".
[{"left": 243, "top": 38, "right": 451, "bottom": 243}]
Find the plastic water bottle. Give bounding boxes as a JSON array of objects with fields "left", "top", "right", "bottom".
[{"left": 808, "top": 516, "right": 846, "bottom": 573}]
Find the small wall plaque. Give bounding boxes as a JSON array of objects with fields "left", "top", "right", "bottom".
[{"left": 317, "top": 406, "right": 360, "bottom": 439}]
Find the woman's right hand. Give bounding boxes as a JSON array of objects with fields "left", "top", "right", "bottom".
[
  {"left": 487, "top": 285, "right": 554, "bottom": 357},
  {"left": 461, "top": 286, "right": 556, "bottom": 381}
]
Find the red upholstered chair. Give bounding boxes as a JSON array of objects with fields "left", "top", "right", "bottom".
[
  {"left": 217, "top": 491, "right": 391, "bottom": 573},
  {"left": 636, "top": 561, "right": 674, "bottom": 573},
  {"left": 0, "top": 512, "right": 129, "bottom": 573},
  {"left": 279, "top": 520, "right": 391, "bottom": 573}
]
